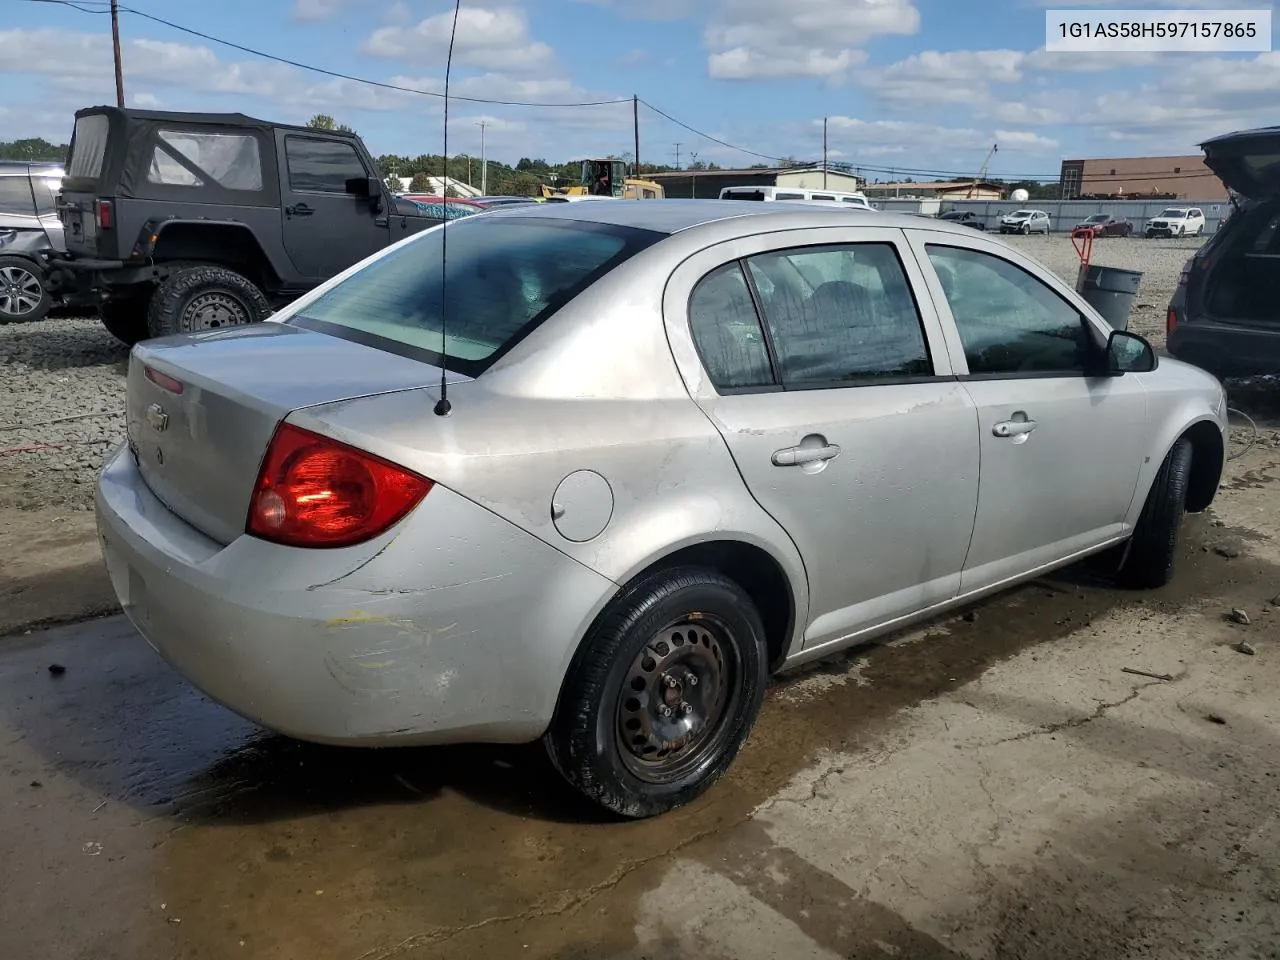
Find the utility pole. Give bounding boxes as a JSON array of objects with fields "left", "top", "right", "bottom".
[
  {"left": 823, "top": 117, "right": 828, "bottom": 190},
  {"left": 110, "top": 0, "right": 125, "bottom": 107},
  {"left": 476, "top": 121, "right": 488, "bottom": 195},
  {"left": 688, "top": 152, "right": 698, "bottom": 198},
  {"left": 673, "top": 142, "right": 681, "bottom": 170},
  {"left": 633, "top": 95, "right": 640, "bottom": 177}
]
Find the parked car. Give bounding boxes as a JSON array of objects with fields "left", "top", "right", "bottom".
[
  {"left": 938, "top": 209, "right": 985, "bottom": 230},
  {"left": 50, "top": 106, "right": 450, "bottom": 346},
  {"left": 96, "top": 201, "right": 1226, "bottom": 819},
  {"left": 1073, "top": 213, "right": 1133, "bottom": 238},
  {"left": 1, "top": 160, "right": 68, "bottom": 322},
  {"left": 998, "top": 209, "right": 1051, "bottom": 234},
  {"left": 1145, "top": 207, "right": 1206, "bottom": 238},
  {"left": 1167, "top": 127, "right": 1280, "bottom": 377},
  {"left": 468, "top": 196, "right": 541, "bottom": 208}
]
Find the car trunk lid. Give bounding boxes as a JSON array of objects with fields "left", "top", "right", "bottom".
[
  {"left": 127, "top": 323, "right": 467, "bottom": 545},
  {"left": 1201, "top": 126, "right": 1280, "bottom": 200}
]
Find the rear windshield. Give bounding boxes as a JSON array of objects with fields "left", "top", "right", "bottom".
[
  {"left": 290, "top": 217, "right": 662, "bottom": 376},
  {"left": 67, "top": 114, "right": 109, "bottom": 180}
]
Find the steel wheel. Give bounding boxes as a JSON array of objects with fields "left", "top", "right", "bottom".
[
  {"left": 182, "top": 290, "right": 251, "bottom": 330},
  {"left": 0, "top": 264, "right": 45, "bottom": 319},
  {"left": 615, "top": 615, "right": 740, "bottom": 784}
]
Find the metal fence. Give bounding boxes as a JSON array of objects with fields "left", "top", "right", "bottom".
[{"left": 870, "top": 198, "right": 1231, "bottom": 235}]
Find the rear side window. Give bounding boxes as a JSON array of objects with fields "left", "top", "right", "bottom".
[
  {"left": 744, "top": 243, "right": 932, "bottom": 386},
  {"left": 291, "top": 218, "right": 662, "bottom": 376},
  {"left": 67, "top": 114, "right": 109, "bottom": 180},
  {"left": 147, "top": 130, "right": 264, "bottom": 190},
  {"left": 688, "top": 263, "right": 774, "bottom": 390},
  {"left": 33, "top": 177, "right": 60, "bottom": 214},
  {"left": 775, "top": 192, "right": 804, "bottom": 200},
  {"left": 0, "top": 178, "right": 38, "bottom": 216},
  {"left": 286, "top": 137, "right": 367, "bottom": 194}
]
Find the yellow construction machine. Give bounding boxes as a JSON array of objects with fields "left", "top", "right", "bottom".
[{"left": 539, "top": 159, "right": 664, "bottom": 200}]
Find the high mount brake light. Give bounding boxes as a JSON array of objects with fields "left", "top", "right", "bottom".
[{"left": 247, "top": 423, "right": 432, "bottom": 548}]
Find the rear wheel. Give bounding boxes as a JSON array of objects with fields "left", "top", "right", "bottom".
[
  {"left": 0, "top": 256, "right": 51, "bottom": 323},
  {"left": 545, "top": 567, "right": 768, "bottom": 818},
  {"left": 147, "top": 265, "right": 270, "bottom": 339},
  {"left": 98, "top": 290, "right": 154, "bottom": 345},
  {"left": 1116, "top": 439, "right": 1192, "bottom": 589}
]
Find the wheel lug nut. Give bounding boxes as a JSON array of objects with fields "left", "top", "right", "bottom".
[
  {"left": 682, "top": 703, "right": 693, "bottom": 714},
  {"left": 665, "top": 677, "right": 678, "bottom": 688},
  {"left": 660, "top": 705, "right": 672, "bottom": 717},
  {"left": 687, "top": 675, "right": 698, "bottom": 686}
]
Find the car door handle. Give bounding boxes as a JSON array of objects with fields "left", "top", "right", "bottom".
[
  {"left": 772, "top": 443, "right": 841, "bottom": 466},
  {"left": 993, "top": 417, "right": 1037, "bottom": 438},
  {"left": 285, "top": 203, "right": 313, "bottom": 217}
]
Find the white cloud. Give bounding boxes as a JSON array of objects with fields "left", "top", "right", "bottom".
[
  {"left": 362, "top": 7, "right": 555, "bottom": 73},
  {"left": 1027, "top": 0, "right": 1265, "bottom": 6},
  {"left": 569, "top": 0, "right": 695, "bottom": 20},
  {"left": 994, "top": 129, "right": 1060, "bottom": 151},
  {"left": 293, "top": 0, "right": 347, "bottom": 21},
  {"left": 384, "top": 1, "right": 413, "bottom": 23},
  {"left": 869, "top": 49, "right": 1025, "bottom": 104},
  {"left": 705, "top": 0, "right": 919, "bottom": 81}
]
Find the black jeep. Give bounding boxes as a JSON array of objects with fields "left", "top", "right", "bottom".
[{"left": 52, "top": 106, "right": 449, "bottom": 345}]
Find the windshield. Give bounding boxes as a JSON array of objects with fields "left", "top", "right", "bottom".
[
  {"left": 290, "top": 218, "right": 662, "bottom": 375},
  {"left": 1158, "top": 208, "right": 1188, "bottom": 217},
  {"left": 1009, "top": 210, "right": 1033, "bottom": 217},
  {"left": 1085, "top": 214, "right": 1108, "bottom": 222}
]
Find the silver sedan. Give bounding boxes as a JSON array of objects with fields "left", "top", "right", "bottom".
[{"left": 96, "top": 201, "right": 1227, "bottom": 818}]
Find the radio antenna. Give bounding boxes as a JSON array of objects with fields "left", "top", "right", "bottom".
[{"left": 433, "top": 0, "right": 464, "bottom": 417}]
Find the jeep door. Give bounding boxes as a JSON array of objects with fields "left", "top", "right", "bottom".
[{"left": 276, "top": 132, "right": 389, "bottom": 280}]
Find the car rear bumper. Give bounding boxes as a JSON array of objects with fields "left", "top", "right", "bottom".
[
  {"left": 1167, "top": 321, "right": 1280, "bottom": 377},
  {"left": 95, "top": 444, "right": 616, "bottom": 747}
]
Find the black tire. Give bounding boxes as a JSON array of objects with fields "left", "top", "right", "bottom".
[
  {"left": 147, "top": 265, "right": 270, "bottom": 339},
  {"left": 1117, "top": 438, "right": 1193, "bottom": 589},
  {"left": 545, "top": 567, "right": 768, "bottom": 819},
  {"left": 0, "top": 256, "right": 51, "bottom": 324},
  {"left": 98, "top": 290, "right": 154, "bottom": 346}
]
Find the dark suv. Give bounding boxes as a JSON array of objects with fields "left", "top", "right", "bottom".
[
  {"left": 52, "top": 107, "right": 448, "bottom": 345},
  {"left": 0, "top": 161, "right": 66, "bottom": 322},
  {"left": 1166, "top": 126, "right": 1280, "bottom": 378}
]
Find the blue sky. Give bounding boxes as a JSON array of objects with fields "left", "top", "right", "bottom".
[{"left": 1, "top": 0, "right": 1276, "bottom": 180}]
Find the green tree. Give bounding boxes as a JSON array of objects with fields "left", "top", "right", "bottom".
[
  {"left": 408, "top": 171, "right": 432, "bottom": 193},
  {"left": 0, "top": 137, "right": 68, "bottom": 161},
  {"left": 306, "top": 113, "right": 355, "bottom": 135}
]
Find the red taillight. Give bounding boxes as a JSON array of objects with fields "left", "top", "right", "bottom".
[
  {"left": 144, "top": 365, "right": 184, "bottom": 394},
  {"left": 95, "top": 199, "right": 113, "bottom": 230},
  {"left": 247, "top": 423, "right": 432, "bottom": 548},
  {"left": 1167, "top": 307, "right": 1178, "bottom": 334}
]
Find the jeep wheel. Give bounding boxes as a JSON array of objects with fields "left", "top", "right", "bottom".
[
  {"left": 148, "top": 265, "right": 269, "bottom": 339},
  {"left": 0, "top": 256, "right": 51, "bottom": 324},
  {"left": 99, "top": 291, "right": 153, "bottom": 345}
]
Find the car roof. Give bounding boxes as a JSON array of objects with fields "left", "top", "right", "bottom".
[
  {"left": 483, "top": 198, "right": 977, "bottom": 237},
  {"left": 0, "top": 160, "right": 63, "bottom": 176}
]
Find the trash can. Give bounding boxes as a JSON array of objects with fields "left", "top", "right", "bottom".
[{"left": 1080, "top": 265, "right": 1142, "bottom": 330}]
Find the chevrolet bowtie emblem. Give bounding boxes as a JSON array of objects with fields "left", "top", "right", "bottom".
[{"left": 146, "top": 403, "right": 169, "bottom": 432}]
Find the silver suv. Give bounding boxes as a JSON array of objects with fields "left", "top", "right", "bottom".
[{"left": 0, "top": 161, "right": 65, "bottom": 322}]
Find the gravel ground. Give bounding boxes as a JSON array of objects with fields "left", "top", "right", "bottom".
[{"left": 0, "top": 233, "right": 1243, "bottom": 512}]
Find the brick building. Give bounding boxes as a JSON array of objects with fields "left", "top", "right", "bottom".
[{"left": 1058, "top": 156, "right": 1226, "bottom": 200}]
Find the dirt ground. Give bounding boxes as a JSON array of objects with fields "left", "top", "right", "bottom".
[{"left": 1, "top": 409, "right": 1278, "bottom": 959}]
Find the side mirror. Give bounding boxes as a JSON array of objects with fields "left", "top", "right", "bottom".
[
  {"left": 344, "top": 176, "right": 379, "bottom": 198},
  {"left": 1105, "top": 329, "right": 1157, "bottom": 375}
]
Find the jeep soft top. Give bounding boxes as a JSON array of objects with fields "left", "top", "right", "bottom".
[{"left": 53, "top": 106, "right": 446, "bottom": 344}]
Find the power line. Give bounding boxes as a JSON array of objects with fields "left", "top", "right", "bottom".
[{"left": 19, "top": 0, "right": 632, "bottom": 108}]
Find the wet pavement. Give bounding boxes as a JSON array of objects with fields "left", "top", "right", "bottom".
[{"left": 3, "top": 447, "right": 1280, "bottom": 958}]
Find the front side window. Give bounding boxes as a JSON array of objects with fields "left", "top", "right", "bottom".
[
  {"left": 147, "top": 130, "right": 263, "bottom": 190},
  {"left": 291, "top": 218, "right": 661, "bottom": 375},
  {"left": 926, "top": 245, "right": 1091, "bottom": 376},
  {"left": 285, "top": 137, "right": 366, "bottom": 194},
  {"left": 688, "top": 263, "right": 774, "bottom": 390},
  {"left": 743, "top": 243, "right": 932, "bottom": 386}
]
